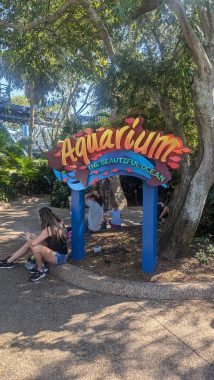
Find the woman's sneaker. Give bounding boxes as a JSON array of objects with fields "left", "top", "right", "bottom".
[
  {"left": 29, "top": 270, "right": 46, "bottom": 282},
  {"left": 29, "top": 264, "right": 48, "bottom": 274},
  {"left": 0, "top": 257, "right": 14, "bottom": 268}
]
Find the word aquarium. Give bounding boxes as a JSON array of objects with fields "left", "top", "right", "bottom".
[
  {"left": 47, "top": 116, "right": 190, "bottom": 190},
  {"left": 60, "top": 117, "right": 189, "bottom": 169}
]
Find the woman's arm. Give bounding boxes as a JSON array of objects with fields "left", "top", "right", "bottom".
[
  {"left": 159, "top": 206, "right": 170, "bottom": 220},
  {"left": 26, "top": 228, "right": 50, "bottom": 246}
]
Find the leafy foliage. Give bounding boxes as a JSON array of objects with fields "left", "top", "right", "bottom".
[
  {"left": 11, "top": 95, "right": 29, "bottom": 106},
  {"left": 0, "top": 126, "right": 54, "bottom": 201},
  {"left": 0, "top": 159, "right": 54, "bottom": 201},
  {"left": 94, "top": 6, "right": 198, "bottom": 149},
  {"left": 50, "top": 181, "right": 70, "bottom": 208},
  {"left": 194, "top": 237, "right": 214, "bottom": 264}
]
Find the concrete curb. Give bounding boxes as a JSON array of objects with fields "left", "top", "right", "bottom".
[{"left": 49, "top": 264, "right": 214, "bottom": 300}]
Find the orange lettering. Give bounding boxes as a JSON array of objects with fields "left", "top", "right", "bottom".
[
  {"left": 99, "top": 129, "right": 114, "bottom": 150},
  {"left": 115, "top": 126, "right": 130, "bottom": 149},
  {"left": 124, "top": 129, "right": 135, "bottom": 150},
  {"left": 86, "top": 133, "right": 101, "bottom": 153},
  {"left": 75, "top": 137, "right": 89, "bottom": 165},
  {"left": 156, "top": 138, "right": 179, "bottom": 161},
  {"left": 140, "top": 132, "right": 156, "bottom": 155},
  {"left": 133, "top": 131, "right": 146, "bottom": 153},
  {"left": 147, "top": 133, "right": 169, "bottom": 158},
  {"left": 62, "top": 138, "right": 77, "bottom": 165}
]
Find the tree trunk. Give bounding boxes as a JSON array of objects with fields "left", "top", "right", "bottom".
[
  {"left": 110, "top": 176, "right": 127, "bottom": 210},
  {"left": 159, "top": 73, "right": 214, "bottom": 258},
  {"left": 28, "top": 95, "right": 35, "bottom": 159}
]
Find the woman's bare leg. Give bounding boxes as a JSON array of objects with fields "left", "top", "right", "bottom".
[
  {"left": 32, "top": 245, "right": 56, "bottom": 271},
  {"left": 8, "top": 241, "right": 32, "bottom": 263}
]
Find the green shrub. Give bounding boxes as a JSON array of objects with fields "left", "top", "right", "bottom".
[
  {"left": 195, "top": 250, "right": 209, "bottom": 264},
  {"left": 0, "top": 190, "right": 8, "bottom": 203},
  {"left": 0, "top": 128, "right": 57, "bottom": 201},
  {"left": 0, "top": 169, "right": 18, "bottom": 201},
  {"left": 194, "top": 237, "right": 214, "bottom": 264},
  {"left": 50, "top": 180, "right": 70, "bottom": 208},
  {"left": 0, "top": 159, "right": 56, "bottom": 201},
  {"left": 11, "top": 159, "right": 55, "bottom": 196},
  {"left": 33, "top": 159, "right": 56, "bottom": 188}
]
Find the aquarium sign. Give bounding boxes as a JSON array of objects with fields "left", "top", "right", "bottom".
[{"left": 47, "top": 117, "right": 190, "bottom": 190}]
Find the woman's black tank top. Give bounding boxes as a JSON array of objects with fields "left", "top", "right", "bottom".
[{"left": 45, "top": 234, "right": 68, "bottom": 254}]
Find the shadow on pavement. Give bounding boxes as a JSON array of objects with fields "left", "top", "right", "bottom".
[{"left": 0, "top": 266, "right": 213, "bottom": 379}]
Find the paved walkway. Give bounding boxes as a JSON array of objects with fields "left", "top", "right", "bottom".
[{"left": 0, "top": 199, "right": 213, "bottom": 380}]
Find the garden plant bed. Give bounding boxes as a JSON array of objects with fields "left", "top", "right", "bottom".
[{"left": 70, "top": 226, "right": 214, "bottom": 282}]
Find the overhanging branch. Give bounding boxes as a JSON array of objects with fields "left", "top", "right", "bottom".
[
  {"left": 78, "top": 0, "right": 117, "bottom": 63},
  {"left": 0, "top": 0, "right": 117, "bottom": 64},
  {"left": 0, "top": 0, "right": 77, "bottom": 33},
  {"left": 131, "top": 0, "right": 162, "bottom": 20},
  {"left": 166, "top": 0, "right": 212, "bottom": 76}
]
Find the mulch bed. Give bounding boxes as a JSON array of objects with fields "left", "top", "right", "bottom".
[{"left": 69, "top": 226, "right": 214, "bottom": 282}]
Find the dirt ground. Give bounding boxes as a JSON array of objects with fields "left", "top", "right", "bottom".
[{"left": 70, "top": 226, "right": 214, "bottom": 282}]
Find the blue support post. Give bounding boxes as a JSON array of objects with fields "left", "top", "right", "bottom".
[
  {"left": 71, "top": 189, "right": 85, "bottom": 260},
  {"left": 142, "top": 183, "right": 158, "bottom": 273}
]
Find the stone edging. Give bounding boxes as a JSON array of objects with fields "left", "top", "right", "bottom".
[{"left": 49, "top": 264, "right": 214, "bottom": 300}]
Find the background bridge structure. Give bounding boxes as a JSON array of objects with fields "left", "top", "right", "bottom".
[
  {"left": 0, "top": 82, "right": 95, "bottom": 154},
  {"left": 0, "top": 83, "right": 30, "bottom": 125}
]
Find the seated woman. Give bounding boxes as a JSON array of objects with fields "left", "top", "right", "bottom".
[
  {"left": 0, "top": 207, "right": 68, "bottom": 282},
  {"left": 106, "top": 202, "right": 122, "bottom": 228},
  {"left": 85, "top": 191, "right": 104, "bottom": 233}
]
